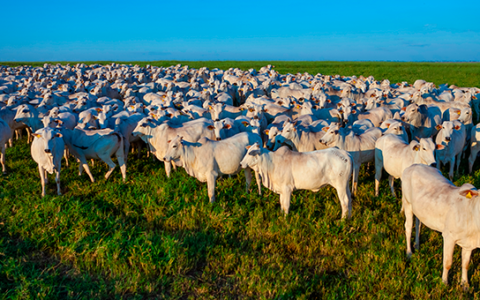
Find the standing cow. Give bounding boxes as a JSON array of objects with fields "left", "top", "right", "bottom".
[
  {"left": 31, "top": 127, "right": 65, "bottom": 196},
  {"left": 402, "top": 164, "right": 480, "bottom": 288},
  {"left": 240, "top": 143, "right": 353, "bottom": 218}
]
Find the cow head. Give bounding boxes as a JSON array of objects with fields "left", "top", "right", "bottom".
[
  {"left": 163, "top": 135, "right": 184, "bottom": 162},
  {"left": 32, "top": 127, "right": 63, "bottom": 158},
  {"left": 240, "top": 142, "right": 262, "bottom": 169},
  {"left": 319, "top": 123, "right": 341, "bottom": 147}
]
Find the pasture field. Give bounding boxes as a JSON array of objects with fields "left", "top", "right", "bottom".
[{"left": 1, "top": 61, "right": 480, "bottom": 299}]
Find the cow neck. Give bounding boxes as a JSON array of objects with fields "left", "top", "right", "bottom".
[
  {"left": 179, "top": 142, "right": 197, "bottom": 178},
  {"left": 258, "top": 149, "right": 275, "bottom": 191}
]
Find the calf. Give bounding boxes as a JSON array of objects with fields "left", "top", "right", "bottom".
[{"left": 31, "top": 127, "right": 65, "bottom": 196}]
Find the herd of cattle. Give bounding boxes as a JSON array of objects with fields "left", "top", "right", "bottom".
[{"left": 1, "top": 63, "right": 480, "bottom": 288}]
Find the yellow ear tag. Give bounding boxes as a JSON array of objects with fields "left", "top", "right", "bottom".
[{"left": 467, "top": 192, "right": 472, "bottom": 199}]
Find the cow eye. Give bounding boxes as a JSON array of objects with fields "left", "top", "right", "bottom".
[{"left": 423, "top": 148, "right": 426, "bottom": 150}]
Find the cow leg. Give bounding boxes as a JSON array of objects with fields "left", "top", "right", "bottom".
[
  {"left": 244, "top": 168, "right": 252, "bottom": 193},
  {"left": 44, "top": 169, "right": 48, "bottom": 184},
  {"left": 164, "top": 161, "right": 172, "bottom": 178},
  {"left": 403, "top": 196, "right": 414, "bottom": 258},
  {"left": 441, "top": 236, "right": 456, "bottom": 285},
  {"left": 468, "top": 148, "right": 478, "bottom": 174},
  {"left": 387, "top": 175, "right": 396, "bottom": 197},
  {"left": 334, "top": 184, "right": 352, "bottom": 219},
  {"left": 171, "top": 162, "right": 177, "bottom": 171},
  {"left": 38, "top": 165, "right": 46, "bottom": 197},
  {"left": 80, "top": 158, "right": 95, "bottom": 183},
  {"left": 448, "top": 157, "right": 455, "bottom": 181},
  {"left": 414, "top": 217, "right": 422, "bottom": 251},
  {"left": 64, "top": 149, "right": 69, "bottom": 167},
  {"left": 100, "top": 154, "right": 117, "bottom": 180},
  {"left": 254, "top": 170, "right": 262, "bottom": 195},
  {"left": 374, "top": 155, "right": 383, "bottom": 197},
  {"left": 282, "top": 191, "right": 291, "bottom": 215},
  {"left": 115, "top": 145, "right": 127, "bottom": 182},
  {"left": 91, "top": 159, "right": 95, "bottom": 168},
  {"left": 455, "top": 153, "right": 462, "bottom": 176},
  {"left": 352, "top": 165, "right": 359, "bottom": 196},
  {"left": 461, "top": 248, "right": 472, "bottom": 289},
  {"left": 206, "top": 173, "right": 217, "bottom": 203},
  {"left": 55, "top": 170, "right": 61, "bottom": 195},
  {"left": 0, "top": 144, "right": 6, "bottom": 174}
]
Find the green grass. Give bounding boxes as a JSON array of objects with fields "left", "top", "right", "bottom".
[{"left": 1, "top": 62, "right": 480, "bottom": 299}]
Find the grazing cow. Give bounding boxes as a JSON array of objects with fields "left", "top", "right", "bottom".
[
  {"left": 61, "top": 127, "right": 126, "bottom": 182},
  {"left": 402, "top": 164, "right": 480, "bottom": 288},
  {"left": 240, "top": 143, "right": 353, "bottom": 218},
  {"left": 164, "top": 132, "right": 262, "bottom": 202},
  {"left": 31, "top": 127, "right": 65, "bottom": 196},
  {"left": 435, "top": 121, "right": 466, "bottom": 180},
  {"left": 320, "top": 123, "right": 382, "bottom": 195},
  {"left": 374, "top": 134, "right": 436, "bottom": 196}
]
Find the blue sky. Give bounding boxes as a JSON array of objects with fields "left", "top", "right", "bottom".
[{"left": 1, "top": 0, "right": 479, "bottom": 61}]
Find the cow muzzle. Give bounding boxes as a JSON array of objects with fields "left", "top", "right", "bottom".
[
  {"left": 445, "top": 137, "right": 451, "bottom": 142},
  {"left": 430, "top": 163, "right": 437, "bottom": 168},
  {"left": 216, "top": 137, "right": 221, "bottom": 141},
  {"left": 44, "top": 149, "right": 51, "bottom": 154}
]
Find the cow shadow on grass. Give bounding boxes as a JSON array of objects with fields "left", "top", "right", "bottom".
[{"left": 0, "top": 227, "right": 112, "bottom": 298}]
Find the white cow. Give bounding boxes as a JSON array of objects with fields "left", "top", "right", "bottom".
[
  {"left": 62, "top": 127, "right": 126, "bottom": 182},
  {"left": 164, "top": 132, "right": 262, "bottom": 202},
  {"left": 240, "top": 143, "right": 353, "bottom": 218},
  {"left": 132, "top": 117, "right": 215, "bottom": 177},
  {"left": 31, "top": 127, "right": 65, "bottom": 196},
  {"left": 435, "top": 120, "right": 466, "bottom": 180},
  {"left": 320, "top": 123, "right": 382, "bottom": 195},
  {"left": 374, "top": 134, "right": 436, "bottom": 196},
  {"left": 402, "top": 164, "right": 480, "bottom": 288}
]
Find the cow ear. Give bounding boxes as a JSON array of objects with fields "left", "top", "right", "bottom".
[
  {"left": 401, "top": 107, "right": 407, "bottom": 111},
  {"left": 327, "top": 99, "right": 331, "bottom": 103},
  {"left": 207, "top": 125, "right": 214, "bottom": 130},
  {"left": 241, "top": 121, "right": 249, "bottom": 127},
  {"left": 55, "top": 132, "right": 63, "bottom": 138},
  {"left": 436, "top": 144, "right": 445, "bottom": 150},
  {"left": 32, "top": 133, "right": 41, "bottom": 138},
  {"left": 337, "top": 103, "right": 342, "bottom": 107},
  {"left": 351, "top": 102, "right": 355, "bottom": 107},
  {"left": 322, "top": 126, "right": 330, "bottom": 132},
  {"left": 412, "top": 144, "right": 420, "bottom": 151},
  {"left": 352, "top": 110, "right": 357, "bottom": 114},
  {"left": 263, "top": 108, "right": 268, "bottom": 112},
  {"left": 454, "top": 125, "right": 461, "bottom": 130},
  {"left": 224, "top": 124, "right": 232, "bottom": 129},
  {"left": 95, "top": 108, "right": 102, "bottom": 112},
  {"left": 264, "top": 129, "right": 269, "bottom": 135},
  {"left": 460, "top": 190, "right": 479, "bottom": 199},
  {"left": 167, "top": 140, "right": 171, "bottom": 143},
  {"left": 435, "top": 125, "right": 442, "bottom": 130}
]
